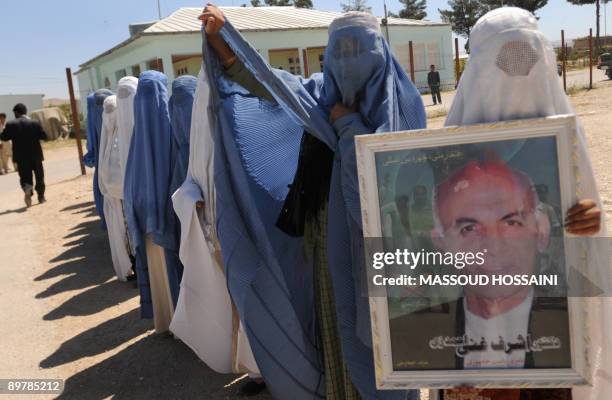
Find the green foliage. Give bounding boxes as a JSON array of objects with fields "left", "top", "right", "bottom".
[
  {"left": 293, "top": 0, "right": 313, "bottom": 8},
  {"left": 480, "top": 0, "right": 548, "bottom": 14},
  {"left": 398, "top": 0, "right": 427, "bottom": 19},
  {"left": 439, "top": 0, "right": 486, "bottom": 42},
  {"left": 341, "top": 0, "right": 372, "bottom": 12}
]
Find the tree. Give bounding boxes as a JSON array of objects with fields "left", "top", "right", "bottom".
[
  {"left": 251, "top": 0, "right": 262, "bottom": 6},
  {"left": 293, "top": 0, "right": 313, "bottom": 8},
  {"left": 567, "top": 0, "right": 610, "bottom": 51},
  {"left": 439, "top": 0, "right": 487, "bottom": 50},
  {"left": 398, "top": 0, "right": 427, "bottom": 19},
  {"left": 341, "top": 0, "right": 372, "bottom": 12},
  {"left": 480, "top": 0, "right": 548, "bottom": 15},
  {"left": 265, "top": 0, "right": 293, "bottom": 5}
]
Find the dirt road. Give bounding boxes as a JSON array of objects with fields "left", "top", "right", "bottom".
[{"left": 0, "top": 168, "right": 269, "bottom": 399}]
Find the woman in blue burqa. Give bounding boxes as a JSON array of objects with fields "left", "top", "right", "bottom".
[
  {"left": 124, "top": 71, "right": 183, "bottom": 333},
  {"left": 198, "top": 5, "right": 425, "bottom": 400},
  {"left": 85, "top": 88, "right": 113, "bottom": 228}
]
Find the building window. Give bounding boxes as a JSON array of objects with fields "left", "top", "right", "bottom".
[
  {"left": 115, "top": 69, "right": 127, "bottom": 81},
  {"left": 269, "top": 48, "right": 301, "bottom": 76},
  {"left": 132, "top": 64, "right": 142, "bottom": 77},
  {"left": 147, "top": 58, "right": 164, "bottom": 73},
  {"left": 172, "top": 54, "right": 202, "bottom": 77}
]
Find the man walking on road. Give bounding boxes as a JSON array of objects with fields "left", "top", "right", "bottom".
[
  {"left": 428, "top": 64, "right": 442, "bottom": 105},
  {"left": 0, "top": 104, "right": 47, "bottom": 207}
]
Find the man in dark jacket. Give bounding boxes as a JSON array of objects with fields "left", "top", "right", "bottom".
[
  {"left": 0, "top": 103, "right": 47, "bottom": 207},
  {"left": 427, "top": 64, "right": 442, "bottom": 105}
]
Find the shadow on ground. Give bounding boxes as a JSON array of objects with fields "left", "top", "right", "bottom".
[
  {"left": 0, "top": 206, "right": 27, "bottom": 216},
  {"left": 55, "top": 333, "right": 258, "bottom": 400},
  {"left": 60, "top": 201, "right": 95, "bottom": 213},
  {"left": 38, "top": 193, "right": 272, "bottom": 399},
  {"left": 40, "top": 309, "right": 148, "bottom": 368},
  {"left": 35, "top": 201, "right": 133, "bottom": 315}
]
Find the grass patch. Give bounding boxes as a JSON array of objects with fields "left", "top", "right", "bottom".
[{"left": 566, "top": 84, "right": 591, "bottom": 96}]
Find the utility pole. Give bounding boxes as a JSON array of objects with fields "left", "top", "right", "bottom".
[
  {"left": 605, "top": 1, "right": 608, "bottom": 37},
  {"left": 65, "top": 68, "right": 86, "bottom": 176},
  {"left": 157, "top": 0, "right": 162, "bottom": 19},
  {"left": 383, "top": 0, "right": 391, "bottom": 45}
]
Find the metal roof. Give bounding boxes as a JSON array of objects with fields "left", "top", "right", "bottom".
[
  {"left": 145, "top": 6, "right": 446, "bottom": 34},
  {"left": 78, "top": 6, "right": 447, "bottom": 70}
]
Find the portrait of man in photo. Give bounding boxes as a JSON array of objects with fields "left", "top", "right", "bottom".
[{"left": 389, "top": 159, "right": 571, "bottom": 371}]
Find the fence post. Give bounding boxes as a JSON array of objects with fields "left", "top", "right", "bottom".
[
  {"left": 561, "top": 30, "right": 567, "bottom": 93},
  {"left": 589, "top": 28, "right": 593, "bottom": 89},
  {"left": 455, "top": 37, "right": 461, "bottom": 88},
  {"left": 408, "top": 41, "right": 415, "bottom": 83}
]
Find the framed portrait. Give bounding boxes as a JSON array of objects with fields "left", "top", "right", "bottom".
[{"left": 355, "top": 115, "right": 591, "bottom": 390}]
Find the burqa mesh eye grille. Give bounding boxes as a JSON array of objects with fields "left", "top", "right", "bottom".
[
  {"left": 117, "top": 87, "right": 131, "bottom": 99},
  {"left": 495, "top": 40, "right": 540, "bottom": 77},
  {"left": 332, "top": 36, "right": 362, "bottom": 59}
]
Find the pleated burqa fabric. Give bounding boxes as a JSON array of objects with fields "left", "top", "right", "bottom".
[
  {"left": 123, "top": 71, "right": 181, "bottom": 324},
  {"left": 85, "top": 88, "right": 113, "bottom": 229},
  {"left": 446, "top": 8, "right": 610, "bottom": 400},
  {"left": 98, "top": 95, "right": 132, "bottom": 281},
  {"left": 169, "top": 75, "right": 197, "bottom": 195},
  {"left": 156, "top": 76, "right": 200, "bottom": 308},
  {"left": 170, "top": 68, "right": 259, "bottom": 375},
  {"left": 116, "top": 76, "right": 139, "bottom": 197},
  {"left": 202, "top": 11, "right": 425, "bottom": 400}
]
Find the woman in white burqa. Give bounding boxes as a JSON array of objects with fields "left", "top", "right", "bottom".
[
  {"left": 98, "top": 77, "right": 138, "bottom": 281},
  {"left": 170, "top": 68, "right": 259, "bottom": 379},
  {"left": 444, "top": 7, "right": 610, "bottom": 400},
  {"left": 98, "top": 94, "right": 131, "bottom": 280}
]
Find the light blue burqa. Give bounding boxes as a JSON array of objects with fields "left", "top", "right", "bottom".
[
  {"left": 165, "top": 75, "right": 198, "bottom": 305},
  {"left": 203, "top": 14, "right": 425, "bottom": 400},
  {"left": 123, "top": 71, "right": 183, "bottom": 317},
  {"left": 85, "top": 89, "right": 113, "bottom": 229},
  {"left": 169, "top": 75, "right": 198, "bottom": 196}
]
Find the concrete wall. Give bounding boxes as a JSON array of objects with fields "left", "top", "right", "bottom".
[
  {"left": 387, "top": 25, "right": 455, "bottom": 92},
  {"left": 0, "top": 94, "right": 44, "bottom": 118},
  {"left": 76, "top": 24, "right": 454, "bottom": 115}
]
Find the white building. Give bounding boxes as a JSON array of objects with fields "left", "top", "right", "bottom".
[
  {"left": 76, "top": 6, "right": 453, "bottom": 115},
  {"left": 0, "top": 94, "right": 44, "bottom": 118}
]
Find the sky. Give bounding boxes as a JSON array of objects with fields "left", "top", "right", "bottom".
[{"left": 0, "top": 0, "right": 608, "bottom": 99}]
